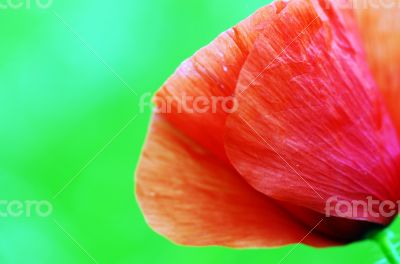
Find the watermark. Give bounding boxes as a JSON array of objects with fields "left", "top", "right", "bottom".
[
  {"left": 0, "top": 200, "right": 53, "bottom": 218},
  {"left": 325, "top": 0, "right": 400, "bottom": 9},
  {"left": 139, "top": 92, "right": 239, "bottom": 114},
  {"left": 325, "top": 196, "right": 400, "bottom": 219},
  {"left": 0, "top": 0, "right": 53, "bottom": 9}
]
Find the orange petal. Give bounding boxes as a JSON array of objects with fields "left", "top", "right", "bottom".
[
  {"left": 154, "top": 1, "right": 287, "bottom": 161},
  {"left": 136, "top": 115, "right": 332, "bottom": 248},
  {"left": 225, "top": 0, "right": 400, "bottom": 224},
  {"left": 355, "top": 0, "right": 400, "bottom": 134}
]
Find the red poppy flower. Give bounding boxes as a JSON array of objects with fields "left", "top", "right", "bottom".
[{"left": 136, "top": 0, "right": 400, "bottom": 248}]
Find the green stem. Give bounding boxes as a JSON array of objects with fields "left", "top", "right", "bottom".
[{"left": 369, "top": 229, "right": 400, "bottom": 264}]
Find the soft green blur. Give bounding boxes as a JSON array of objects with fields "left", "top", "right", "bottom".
[{"left": 0, "top": 0, "right": 397, "bottom": 263}]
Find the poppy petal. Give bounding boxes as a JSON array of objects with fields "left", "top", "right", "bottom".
[
  {"left": 355, "top": 1, "right": 400, "bottom": 135},
  {"left": 225, "top": 0, "right": 400, "bottom": 224},
  {"left": 136, "top": 115, "right": 332, "bottom": 247},
  {"left": 154, "top": 1, "right": 287, "bottom": 161}
]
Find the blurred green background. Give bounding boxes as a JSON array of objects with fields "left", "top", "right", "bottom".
[{"left": 0, "top": 0, "right": 398, "bottom": 263}]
